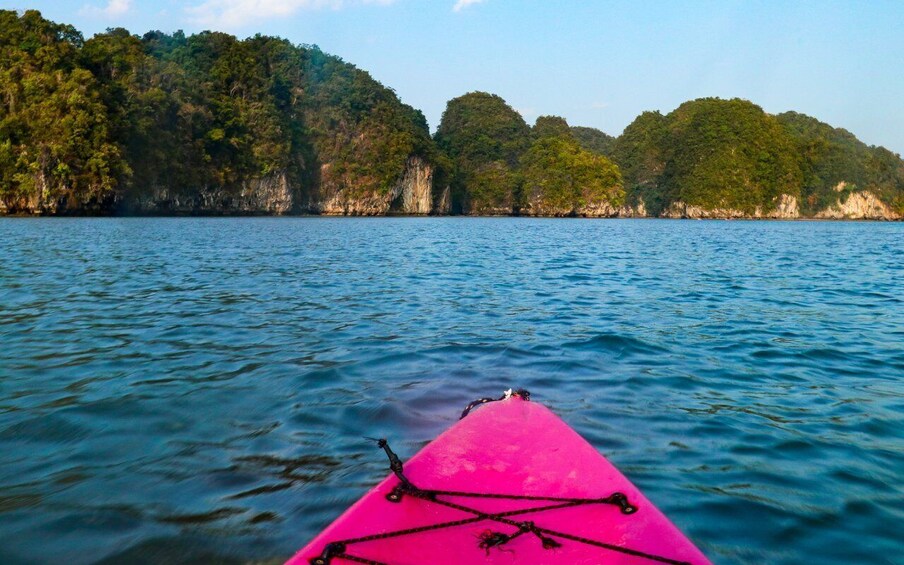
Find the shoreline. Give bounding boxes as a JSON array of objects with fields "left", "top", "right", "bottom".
[{"left": 0, "top": 212, "right": 900, "bottom": 221}]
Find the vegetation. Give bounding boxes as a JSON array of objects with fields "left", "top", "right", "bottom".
[
  {"left": 609, "top": 111, "right": 668, "bottom": 210},
  {"left": 613, "top": 99, "right": 802, "bottom": 215},
  {"left": 433, "top": 103, "right": 624, "bottom": 215},
  {"left": 613, "top": 98, "right": 904, "bottom": 216},
  {"left": 433, "top": 91, "right": 530, "bottom": 213},
  {"left": 777, "top": 111, "right": 904, "bottom": 214},
  {"left": 0, "top": 11, "right": 121, "bottom": 212},
  {"left": 0, "top": 10, "right": 433, "bottom": 213},
  {"left": 571, "top": 126, "right": 616, "bottom": 157},
  {"left": 521, "top": 116, "right": 623, "bottom": 214},
  {"left": 1, "top": 11, "right": 902, "bottom": 217}
]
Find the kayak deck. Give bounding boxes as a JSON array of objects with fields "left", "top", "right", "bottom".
[{"left": 289, "top": 396, "right": 710, "bottom": 565}]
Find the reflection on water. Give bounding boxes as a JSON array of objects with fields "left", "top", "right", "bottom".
[{"left": 0, "top": 217, "right": 902, "bottom": 564}]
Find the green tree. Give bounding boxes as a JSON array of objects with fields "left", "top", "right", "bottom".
[
  {"left": 571, "top": 125, "right": 615, "bottom": 156},
  {"left": 613, "top": 100, "right": 804, "bottom": 215},
  {"left": 662, "top": 98, "right": 802, "bottom": 213},
  {"left": 0, "top": 10, "right": 121, "bottom": 213},
  {"left": 521, "top": 116, "right": 623, "bottom": 215},
  {"left": 778, "top": 111, "right": 904, "bottom": 214},
  {"left": 434, "top": 92, "right": 530, "bottom": 213},
  {"left": 611, "top": 111, "right": 668, "bottom": 212}
]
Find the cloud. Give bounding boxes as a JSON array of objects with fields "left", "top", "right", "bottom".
[
  {"left": 453, "top": 0, "right": 485, "bottom": 12},
  {"left": 80, "top": 0, "right": 132, "bottom": 18},
  {"left": 186, "top": 0, "right": 394, "bottom": 28},
  {"left": 590, "top": 102, "right": 609, "bottom": 110}
]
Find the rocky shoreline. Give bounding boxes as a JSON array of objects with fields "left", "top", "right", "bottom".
[
  {"left": 3, "top": 188, "right": 900, "bottom": 220},
  {"left": 4, "top": 159, "right": 900, "bottom": 220}
]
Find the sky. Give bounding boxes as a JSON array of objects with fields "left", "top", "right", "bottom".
[{"left": 4, "top": 0, "right": 904, "bottom": 153}]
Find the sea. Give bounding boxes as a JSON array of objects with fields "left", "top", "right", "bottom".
[{"left": 0, "top": 217, "right": 902, "bottom": 564}]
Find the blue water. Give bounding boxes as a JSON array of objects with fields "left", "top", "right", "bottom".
[{"left": 0, "top": 218, "right": 902, "bottom": 564}]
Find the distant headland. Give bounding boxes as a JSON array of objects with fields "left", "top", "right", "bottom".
[{"left": 1, "top": 10, "right": 901, "bottom": 220}]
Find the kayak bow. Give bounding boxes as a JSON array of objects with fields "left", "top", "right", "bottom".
[{"left": 289, "top": 391, "right": 710, "bottom": 565}]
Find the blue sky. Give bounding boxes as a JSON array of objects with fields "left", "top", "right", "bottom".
[{"left": 5, "top": 0, "right": 904, "bottom": 153}]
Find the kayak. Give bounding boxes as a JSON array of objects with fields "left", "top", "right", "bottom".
[{"left": 289, "top": 390, "right": 710, "bottom": 565}]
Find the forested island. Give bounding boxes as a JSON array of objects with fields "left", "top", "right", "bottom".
[{"left": 1, "top": 10, "right": 902, "bottom": 219}]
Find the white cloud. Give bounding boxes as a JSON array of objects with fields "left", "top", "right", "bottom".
[
  {"left": 80, "top": 0, "right": 132, "bottom": 18},
  {"left": 186, "top": 0, "right": 395, "bottom": 28},
  {"left": 590, "top": 102, "right": 609, "bottom": 110},
  {"left": 453, "top": 0, "right": 485, "bottom": 12}
]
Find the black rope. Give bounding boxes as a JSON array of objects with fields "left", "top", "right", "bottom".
[
  {"left": 309, "top": 437, "right": 693, "bottom": 565},
  {"left": 459, "top": 388, "right": 531, "bottom": 419},
  {"left": 365, "top": 438, "right": 414, "bottom": 491}
]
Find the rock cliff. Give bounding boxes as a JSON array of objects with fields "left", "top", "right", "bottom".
[
  {"left": 122, "top": 173, "right": 294, "bottom": 215},
  {"left": 578, "top": 199, "right": 647, "bottom": 218},
  {"left": 662, "top": 194, "right": 800, "bottom": 219},
  {"left": 433, "top": 185, "right": 452, "bottom": 215},
  {"left": 317, "top": 156, "right": 438, "bottom": 215},
  {"left": 770, "top": 194, "right": 800, "bottom": 219},
  {"left": 397, "top": 157, "right": 434, "bottom": 214},
  {"left": 815, "top": 190, "right": 901, "bottom": 220},
  {"left": 523, "top": 198, "right": 646, "bottom": 218},
  {"left": 109, "top": 156, "right": 446, "bottom": 216},
  {"left": 469, "top": 205, "right": 516, "bottom": 216}
]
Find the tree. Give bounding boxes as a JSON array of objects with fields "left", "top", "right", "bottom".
[
  {"left": 571, "top": 126, "right": 616, "bottom": 157},
  {"left": 0, "top": 10, "right": 121, "bottom": 213},
  {"left": 613, "top": 99, "right": 805, "bottom": 215},
  {"left": 521, "top": 116, "right": 623, "bottom": 215},
  {"left": 434, "top": 92, "right": 530, "bottom": 213},
  {"left": 778, "top": 111, "right": 904, "bottom": 214}
]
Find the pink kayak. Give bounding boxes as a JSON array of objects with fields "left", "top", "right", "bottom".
[{"left": 289, "top": 390, "right": 711, "bottom": 565}]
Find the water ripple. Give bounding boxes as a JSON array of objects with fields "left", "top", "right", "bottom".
[{"left": 0, "top": 217, "right": 902, "bottom": 564}]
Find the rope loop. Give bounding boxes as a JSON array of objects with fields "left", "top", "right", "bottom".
[{"left": 460, "top": 388, "right": 531, "bottom": 419}]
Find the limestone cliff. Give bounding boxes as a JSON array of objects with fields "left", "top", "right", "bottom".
[
  {"left": 0, "top": 183, "right": 51, "bottom": 215},
  {"left": 123, "top": 173, "right": 294, "bottom": 215},
  {"left": 397, "top": 156, "right": 435, "bottom": 214},
  {"left": 769, "top": 194, "right": 800, "bottom": 219},
  {"left": 522, "top": 198, "right": 646, "bottom": 218},
  {"left": 469, "top": 204, "right": 517, "bottom": 216},
  {"left": 578, "top": 199, "right": 647, "bottom": 218},
  {"left": 317, "top": 156, "right": 437, "bottom": 216},
  {"left": 433, "top": 185, "right": 452, "bottom": 215},
  {"left": 662, "top": 194, "right": 800, "bottom": 219},
  {"left": 0, "top": 170, "right": 115, "bottom": 215},
  {"left": 815, "top": 190, "right": 901, "bottom": 220}
]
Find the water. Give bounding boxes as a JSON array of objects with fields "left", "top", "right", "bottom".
[{"left": 0, "top": 218, "right": 902, "bottom": 564}]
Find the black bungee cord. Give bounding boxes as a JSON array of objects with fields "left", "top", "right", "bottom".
[{"left": 311, "top": 391, "right": 691, "bottom": 565}]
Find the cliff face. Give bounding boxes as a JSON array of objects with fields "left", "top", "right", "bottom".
[
  {"left": 433, "top": 185, "right": 451, "bottom": 215},
  {"left": 467, "top": 206, "right": 512, "bottom": 216},
  {"left": 1, "top": 156, "right": 443, "bottom": 216},
  {"left": 522, "top": 198, "right": 645, "bottom": 218},
  {"left": 317, "top": 156, "right": 438, "bottom": 215},
  {"left": 0, "top": 170, "right": 117, "bottom": 215},
  {"left": 771, "top": 194, "right": 800, "bottom": 219},
  {"left": 126, "top": 156, "right": 440, "bottom": 216},
  {"left": 662, "top": 194, "right": 800, "bottom": 219},
  {"left": 815, "top": 190, "right": 901, "bottom": 220},
  {"left": 121, "top": 173, "right": 294, "bottom": 215},
  {"left": 0, "top": 176, "right": 53, "bottom": 215},
  {"left": 579, "top": 199, "right": 647, "bottom": 218},
  {"left": 397, "top": 156, "right": 435, "bottom": 214}
]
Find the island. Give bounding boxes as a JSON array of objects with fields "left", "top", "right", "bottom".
[{"left": 1, "top": 10, "right": 901, "bottom": 219}]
